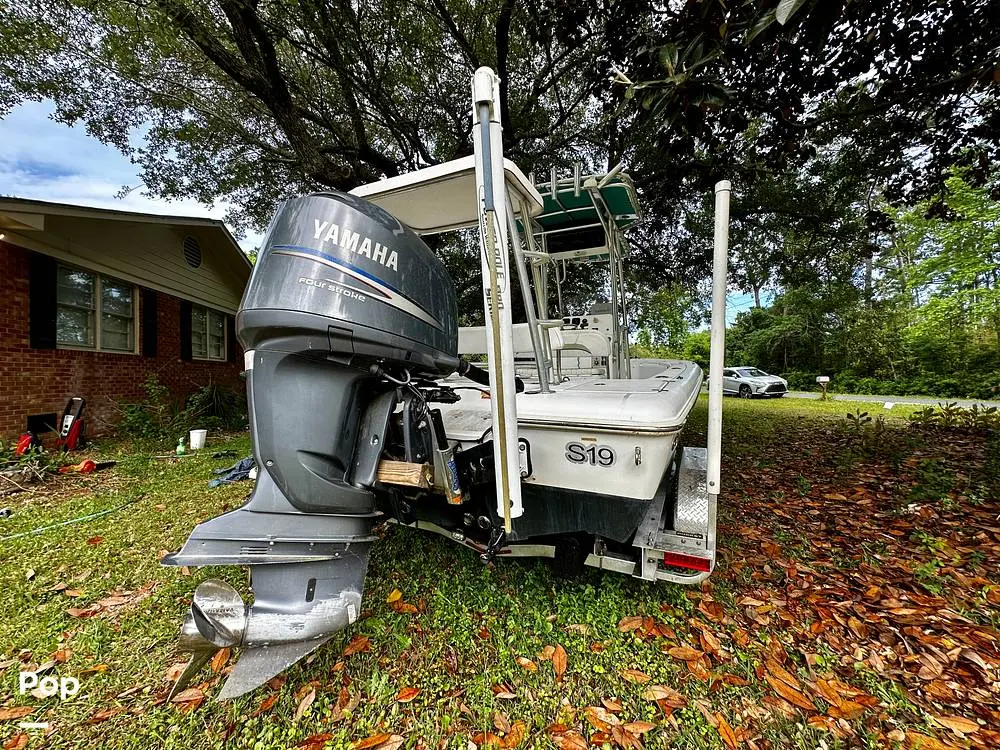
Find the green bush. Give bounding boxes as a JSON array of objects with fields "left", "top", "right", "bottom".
[
  {"left": 184, "top": 382, "right": 248, "bottom": 431},
  {"left": 780, "top": 370, "right": 821, "bottom": 391},
  {"left": 115, "top": 375, "right": 247, "bottom": 443},
  {"left": 116, "top": 375, "right": 187, "bottom": 442}
]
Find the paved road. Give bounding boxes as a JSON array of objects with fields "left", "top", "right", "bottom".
[{"left": 786, "top": 391, "right": 1000, "bottom": 409}]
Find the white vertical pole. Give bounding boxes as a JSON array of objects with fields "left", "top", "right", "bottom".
[
  {"left": 471, "top": 67, "right": 522, "bottom": 528},
  {"left": 706, "top": 181, "right": 731, "bottom": 497}
]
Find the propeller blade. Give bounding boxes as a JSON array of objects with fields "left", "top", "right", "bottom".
[{"left": 167, "top": 649, "right": 215, "bottom": 701}]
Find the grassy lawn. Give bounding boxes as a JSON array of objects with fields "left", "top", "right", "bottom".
[{"left": 1, "top": 396, "right": 997, "bottom": 749}]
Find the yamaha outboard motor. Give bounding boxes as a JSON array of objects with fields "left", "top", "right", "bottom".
[{"left": 163, "top": 191, "right": 458, "bottom": 699}]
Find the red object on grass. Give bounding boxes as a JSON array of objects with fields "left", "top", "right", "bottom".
[
  {"left": 59, "top": 459, "right": 97, "bottom": 474},
  {"left": 15, "top": 433, "right": 35, "bottom": 456}
]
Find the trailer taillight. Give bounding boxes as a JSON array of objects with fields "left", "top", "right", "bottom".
[{"left": 663, "top": 551, "right": 711, "bottom": 572}]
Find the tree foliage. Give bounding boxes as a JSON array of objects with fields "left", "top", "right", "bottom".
[
  {"left": 723, "top": 171, "right": 1000, "bottom": 399},
  {"left": 612, "top": 0, "right": 999, "bottom": 286},
  {"left": 0, "top": 0, "right": 615, "bottom": 227}
]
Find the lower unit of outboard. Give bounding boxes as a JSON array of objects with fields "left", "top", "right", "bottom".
[{"left": 163, "top": 190, "right": 459, "bottom": 699}]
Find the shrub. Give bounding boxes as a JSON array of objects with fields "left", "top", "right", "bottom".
[
  {"left": 184, "top": 382, "right": 247, "bottom": 431},
  {"left": 116, "top": 375, "right": 187, "bottom": 442},
  {"left": 115, "top": 376, "right": 247, "bottom": 443},
  {"left": 781, "top": 370, "right": 822, "bottom": 391}
]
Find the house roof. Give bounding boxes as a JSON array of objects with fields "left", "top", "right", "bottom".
[{"left": 0, "top": 197, "right": 252, "bottom": 313}]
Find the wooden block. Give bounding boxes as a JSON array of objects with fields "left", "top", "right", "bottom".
[{"left": 376, "top": 460, "right": 433, "bottom": 489}]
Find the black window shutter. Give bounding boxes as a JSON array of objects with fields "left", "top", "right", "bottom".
[
  {"left": 141, "top": 289, "right": 158, "bottom": 357},
  {"left": 29, "top": 252, "right": 58, "bottom": 349},
  {"left": 179, "top": 300, "right": 192, "bottom": 360},
  {"left": 226, "top": 314, "right": 238, "bottom": 362}
]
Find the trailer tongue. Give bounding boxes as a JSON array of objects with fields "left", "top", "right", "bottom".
[{"left": 164, "top": 67, "right": 730, "bottom": 700}]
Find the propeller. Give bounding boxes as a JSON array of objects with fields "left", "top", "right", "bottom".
[{"left": 167, "top": 579, "right": 247, "bottom": 701}]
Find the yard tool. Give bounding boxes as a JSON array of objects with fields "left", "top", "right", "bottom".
[
  {"left": 54, "top": 397, "right": 86, "bottom": 451},
  {"left": 164, "top": 67, "right": 729, "bottom": 701},
  {"left": 58, "top": 460, "right": 115, "bottom": 474}
]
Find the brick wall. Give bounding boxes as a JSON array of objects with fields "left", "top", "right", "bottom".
[{"left": 0, "top": 240, "right": 243, "bottom": 438}]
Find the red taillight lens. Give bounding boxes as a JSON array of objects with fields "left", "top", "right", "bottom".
[{"left": 662, "top": 551, "right": 711, "bottom": 572}]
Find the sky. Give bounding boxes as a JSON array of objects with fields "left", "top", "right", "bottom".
[
  {"left": 0, "top": 100, "right": 263, "bottom": 253},
  {"left": 1, "top": 99, "right": 760, "bottom": 325}
]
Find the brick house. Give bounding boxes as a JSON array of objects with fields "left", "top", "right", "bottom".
[{"left": 0, "top": 198, "right": 253, "bottom": 439}]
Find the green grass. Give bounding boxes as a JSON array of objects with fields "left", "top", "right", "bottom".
[{"left": 0, "top": 396, "right": 991, "bottom": 749}]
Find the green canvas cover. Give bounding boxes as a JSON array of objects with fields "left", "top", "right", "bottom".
[{"left": 533, "top": 175, "right": 640, "bottom": 233}]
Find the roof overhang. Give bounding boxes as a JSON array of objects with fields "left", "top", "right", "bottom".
[{"left": 0, "top": 197, "right": 252, "bottom": 271}]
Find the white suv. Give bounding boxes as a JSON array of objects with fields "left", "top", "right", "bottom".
[{"left": 722, "top": 367, "right": 788, "bottom": 398}]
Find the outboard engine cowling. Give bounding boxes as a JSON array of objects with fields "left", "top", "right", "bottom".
[{"left": 164, "top": 191, "right": 458, "bottom": 699}]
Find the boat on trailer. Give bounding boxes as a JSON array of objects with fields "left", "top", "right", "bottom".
[
  {"left": 163, "top": 67, "right": 731, "bottom": 699},
  {"left": 353, "top": 155, "right": 718, "bottom": 583}
]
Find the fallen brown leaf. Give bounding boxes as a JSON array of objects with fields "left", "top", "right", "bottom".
[
  {"left": 550, "top": 730, "right": 589, "bottom": 750},
  {"left": 601, "top": 697, "right": 624, "bottom": 713},
  {"left": 396, "top": 686, "right": 420, "bottom": 703},
  {"left": 86, "top": 536, "right": 103, "bottom": 545},
  {"left": 618, "top": 615, "right": 644, "bottom": 631},
  {"left": 611, "top": 724, "right": 644, "bottom": 750},
  {"left": 389, "top": 599, "right": 417, "bottom": 614},
  {"left": 516, "top": 656, "right": 537, "bottom": 672},
  {"left": 503, "top": 720, "right": 527, "bottom": 748},
  {"left": 292, "top": 687, "right": 315, "bottom": 723},
  {"left": 641, "top": 685, "right": 687, "bottom": 707},
  {"left": 471, "top": 732, "right": 503, "bottom": 748},
  {"left": 624, "top": 721, "right": 656, "bottom": 735},
  {"left": 3, "top": 734, "right": 27, "bottom": 750},
  {"left": 352, "top": 734, "right": 393, "bottom": 750},
  {"left": 827, "top": 701, "right": 866, "bottom": 720},
  {"left": 52, "top": 648, "right": 71, "bottom": 663},
  {"left": 622, "top": 668, "right": 651, "bottom": 683},
  {"left": 536, "top": 645, "right": 555, "bottom": 661},
  {"left": 343, "top": 634, "right": 371, "bottom": 656},
  {"left": 210, "top": 647, "right": 230, "bottom": 673},
  {"left": 668, "top": 646, "right": 704, "bottom": 662},
  {"left": 933, "top": 715, "right": 979, "bottom": 736},
  {"left": 296, "top": 733, "right": 334, "bottom": 750},
  {"left": 66, "top": 606, "right": 100, "bottom": 619},
  {"left": 170, "top": 687, "right": 204, "bottom": 704},
  {"left": 0, "top": 707, "right": 33, "bottom": 721},
  {"left": 492, "top": 683, "right": 517, "bottom": 699},
  {"left": 494, "top": 711, "right": 512, "bottom": 734},
  {"left": 905, "top": 731, "right": 959, "bottom": 750},
  {"left": 700, "top": 630, "right": 722, "bottom": 656},
  {"left": 765, "top": 658, "right": 800, "bottom": 690},
  {"left": 85, "top": 706, "right": 126, "bottom": 724},
  {"left": 764, "top": 674, "right": 816, "bottom": 712},
  {"left": 552, "top": 644, "right": 567, "bottom": 683},
  {"left": 584, "top": 706, "right": 620, "bottom": 731},
  {"left": 716, "top": 714, "right": 740, "bottom": 749},
  {"left": 252, "top": 693, "right": 279, "bottom": 716}
]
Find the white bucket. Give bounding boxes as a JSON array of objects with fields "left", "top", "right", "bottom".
[{"left": 189, "top": 429, "right": 207, "bottom": 450}]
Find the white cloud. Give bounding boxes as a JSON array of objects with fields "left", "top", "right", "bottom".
[{"left": 0, "top": 100, "right": 262, "bottom": 252}]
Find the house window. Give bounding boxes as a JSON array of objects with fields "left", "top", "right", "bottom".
[
  {"left": 191, "top": 305, "right": 227, "bottom": 361},
  {"left": 56, "top": 266, "right": 136, "bottom": 352}
]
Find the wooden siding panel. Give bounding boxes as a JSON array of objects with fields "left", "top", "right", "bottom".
[{"left": 25, "top": 216, "right": 249, "bottom": 312}]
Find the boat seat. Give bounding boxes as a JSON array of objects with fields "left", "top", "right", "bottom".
[
  {"left": 557, "top": 329, "right": 610, "bottom": 357},
  {"left": 458, "top": 323, "right": 565, "bottom": 356}
]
